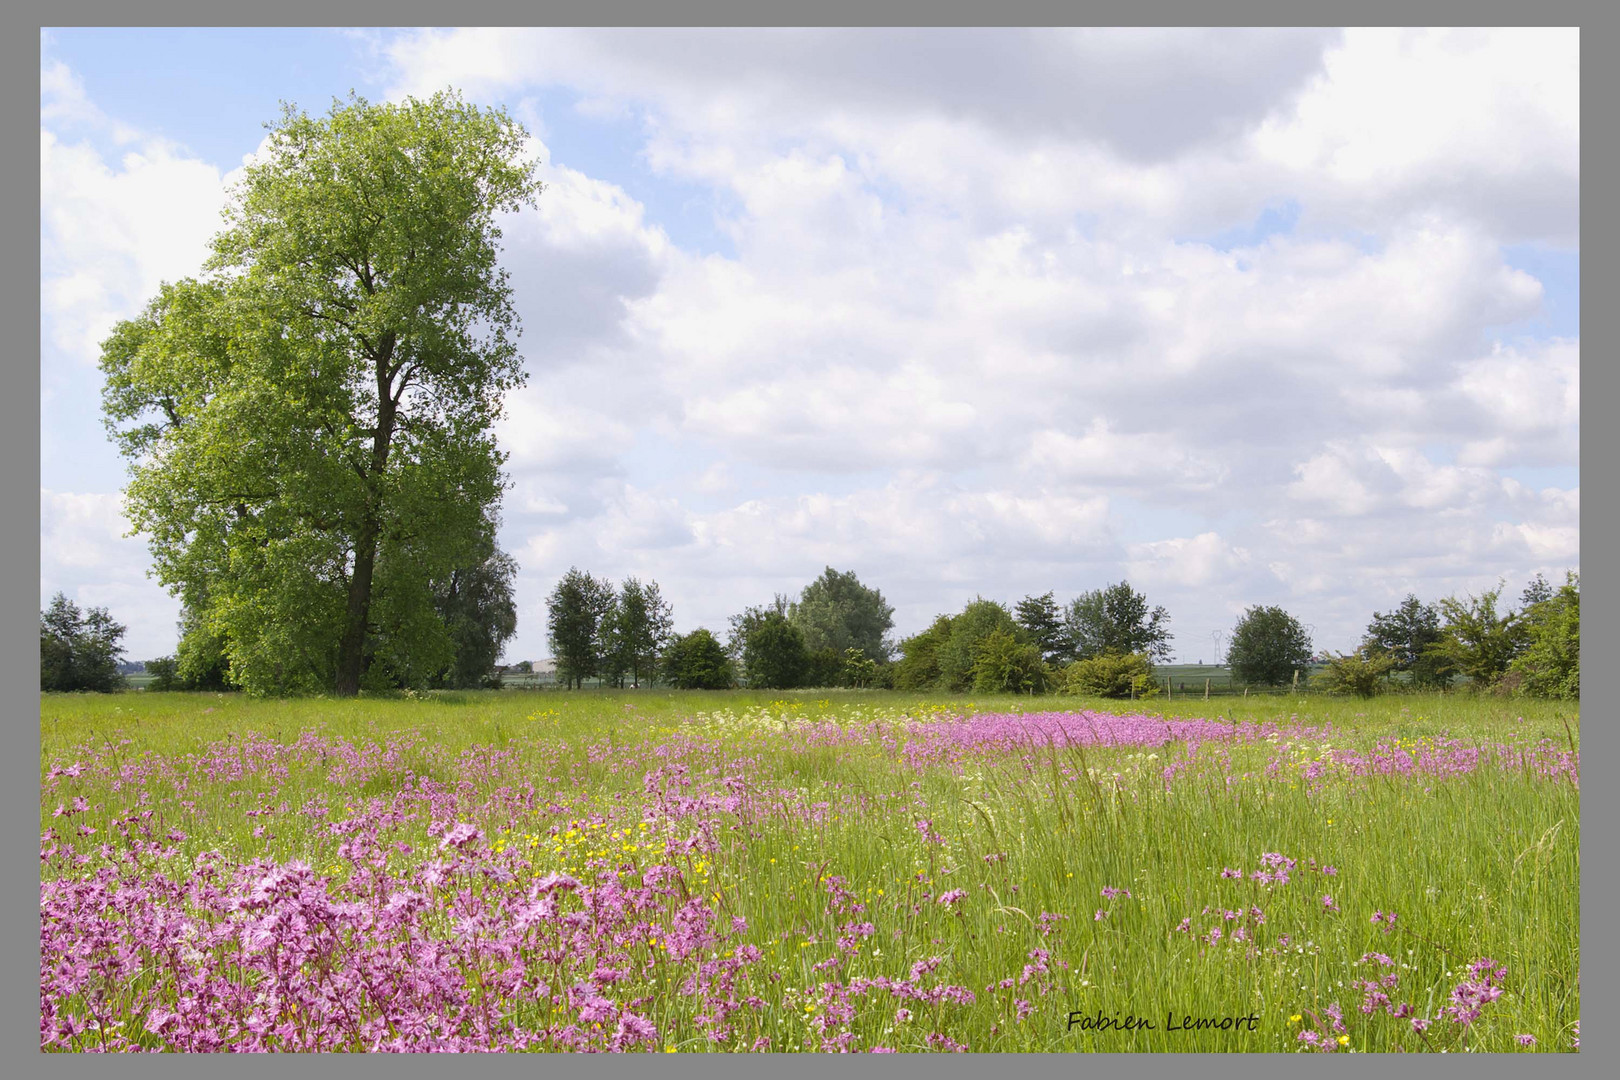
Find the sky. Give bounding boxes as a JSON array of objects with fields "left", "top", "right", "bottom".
[{"left": 40, "top": 27, "right": 1580, "bottom": 666}]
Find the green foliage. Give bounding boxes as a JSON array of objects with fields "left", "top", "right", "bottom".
[
  {"left": 790, "top": 567, "right": 895, "bottom": 662},
  {"left": 660, "top": 629, "right": 734, "bottom": 690},
  {"left": 175, "top": 607, "right": 233, "bottom": 691},
  {"left": 1014, "top": 591, "right": 1071, "bottom": 662},
  {"left": 892, "top": 615, "right": 954, "bottom": 690},
  {"left": 40, "top": 593, "right": 128, "bottom": 693},
  {"left": 741, "top": 612, "right": 812, "bottom": 690},
  {"left": 842, "top": 647, "right": 880, "bottom": 690},
  {"left": 1507, "top": 572, "right": 1579, "bottom": 700},
  {"left": 1428, "top": 585, "right": 1524, "bottom": 690},
  {"left": 1061, "top": 651, "right": 1158, "bottom": 699},
  {"left": 99, "top": 91, "right": 540, "bottom": 697},
  {"left": 144, "top": 657, "right": 181, "bottom": 692},
  {"left": 546, "top": 569, "right": 616, "bottom": 690},
  {"left": 602, "top": 578, "right": 674, "bottom": 689},
  {"left": 1064, "top": 581, "right": 1173, "bottom": 663},
  {"left": 936, "top": 599, "right": 1020, "bottom": 692},
  {"left": 428, "top": 530, "right": 518, "bottom": 690},
  {"left": 1226, "top": 605, "right": 1313, "bottom": 687},
  {"left": 969, "top": 629, "right": 1051, "bottom": 694},
  {"left": 1364, "top": 594, "right": 1453, "bottom": 689},
  {"left": 1316, "top": 646, "right": 1396, "bottom": 698}
]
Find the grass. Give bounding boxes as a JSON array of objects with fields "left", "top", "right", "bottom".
[{"left": 39, "top": 689, "right": 1579, "bottom": 1052}]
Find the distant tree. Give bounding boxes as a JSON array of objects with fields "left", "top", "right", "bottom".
[
  {"left": 728, "top": 594, "right": 793, "bottom": 658},
  {"left": 1364, "top": 595, "right": 1452, "bottom": 689},
  {"left": 513, "top": 659, "right": 534, "bottom": 674},
  {"left": 892, "top": 615, "right": 955, "bottom": 690},
  {"left": 1014, "top": 591, "right": 1071, "bottom": 663},
  {"left": 1427, "top": 584, "right": 1524, "bottom": 689},
  {"left": 1317, "top": 646, "right": 1396, "bottom": 698},
  {"left": 1062, "top": 652, "right": 1158, "bottom": 699},
  {"left": 40, "top": 592, "right": 127, "bottom": 693},
  {"left": 1226, "top": 606, "right": 1313, "bottom": 687},
  {"left": 546, "top": 568, "right": 616, "bottom": 690},
  {"left": 604, "top": 578, "right": 674, "bottom": 688},
  {"left": 144, "top": 656, "right": 181, "bottom": 692},
  {"left": 660, "top": 629, "right": 734, "bottom": 690},
  {"left": 790, "top": 568, "right": 895, "bottom": 662},
  {"left": 1506, "top": 571, "right": 1579, "bottom": 699},
  {"left": 428, "top": 532, "right": 518, "bottom": 689},
  {"left": 970, "top": 629, "right": 1051, "bottom": 694},
  {"left": 936, "top": 598, "right": 1020, "bottom": 692},
  {"left": 1064, "top": 582, "right": 1173, "bottom": 662},
  {"left": 741, "top": 610, "right": 812, "bottom": 690}
]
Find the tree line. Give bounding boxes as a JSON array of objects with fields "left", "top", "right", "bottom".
[{"left": 538, "top": 568, "right": 1579, "bottom": 701}]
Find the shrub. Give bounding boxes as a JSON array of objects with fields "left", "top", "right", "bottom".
[
  {"left": 1507, "top": 572, "right": 1579, "bottom": 699},
  {"left": 1315, "top": 647, "right": 1395, "bottom": 698},
  {"left": 970, "top": 629, "right": 1052, "bottom": 694},
  {"left": 1061, "top": 651, "right": 1159, "bottom": 699},
  {"left": 742, "top": 613, "right": 811, "bottom": 690},
  {"left": 659, "top": 629, "right": 734, "bottom": 690}
]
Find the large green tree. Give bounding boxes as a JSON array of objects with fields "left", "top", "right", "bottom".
[
  {"left": 1226, "top": 605, "right": 1313, "bottom": 687},
  {"left": 1064, "top": 581, "right": 1173, "bottom": 663},
  {"left": 99, "top": 92, "right": 540, "bottom": 696},
  {"left": 790, "top": 567, "right": 895, "bottom": 661}
]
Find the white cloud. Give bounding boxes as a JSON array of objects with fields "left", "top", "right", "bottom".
[{"left": 40, "top": 32, "right": 1580, "bottom": 666}]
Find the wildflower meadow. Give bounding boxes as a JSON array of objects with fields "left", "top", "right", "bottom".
[{"left": 39, "top": 691, "right": 1578, "bottom": 1053}]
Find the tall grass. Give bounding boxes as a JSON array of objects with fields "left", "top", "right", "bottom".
[{"left": 38, "top": 690, "right": 1578, "bottom": 1052}]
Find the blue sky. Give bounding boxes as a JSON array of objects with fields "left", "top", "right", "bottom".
[{"left": 41, "top": 28, "right": 1580, "bottom": 664}]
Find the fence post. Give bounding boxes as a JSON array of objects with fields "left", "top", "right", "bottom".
[
  {"left": 1292, "top": 668, "right": 1299, "bottom": 693},
  {"left": 1204, "top": 678, "right": 1210, "bottom": 699}
]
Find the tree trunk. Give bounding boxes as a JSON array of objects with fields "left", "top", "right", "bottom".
[
  {"left": 334, "top": 517, "right": 379, "bottom": 696},
  {"left": 334, "top": 338, "right": 398, "bottom": 697}
]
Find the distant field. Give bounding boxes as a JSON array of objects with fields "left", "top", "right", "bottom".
[{"left": 40, "top": 690, "right": 1578, "bottom": 1052}]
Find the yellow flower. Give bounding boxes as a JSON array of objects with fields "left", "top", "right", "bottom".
[
  {"left": 1289, "top": 1015, "right": 1301, "bottom": 1024},
  {"left": 1337, "top": 1035, "right": 1350, "bottom": 1046}
]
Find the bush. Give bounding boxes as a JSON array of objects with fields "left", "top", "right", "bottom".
[
  {"left": 742, "top": 613, "right": 811, "bottom": 690},
  {"left": 659, "top": 629, "right": 734, "bottom": 690},
  {"left": 1315, "top": 647, "right": 1395, "bottom": 698},
  {"left": 1061, "top": 652, "right": 1159, "bottom": 699},
  {"left": 970, "top": 629, "right": 1052, "bottom": 694}
]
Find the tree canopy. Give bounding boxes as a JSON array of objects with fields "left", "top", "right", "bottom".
[
  {"left": 1064, "top": 581, "right": 1173, "bottom": 662},
  {"left": 790, "top": 567, "right": 895, "bottom": 662},
  {"left": 1363, "top": 595, "right": 1452, "bottom": 689},
  {"left": 99, "top": 91, "right": 540, "bottom": 695},
  {"left": 1226, "top": 605, "right": 1313, "bottom": 687}
]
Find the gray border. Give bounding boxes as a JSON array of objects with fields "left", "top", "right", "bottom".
[{"left": 11, "top": 3, "right": 1603, "bottom": 1079}]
